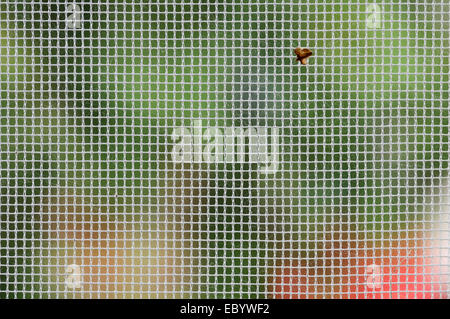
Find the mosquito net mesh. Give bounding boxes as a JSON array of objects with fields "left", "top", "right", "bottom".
[{"left": 0, "top": 0, "right": 449, "bottom": 298}]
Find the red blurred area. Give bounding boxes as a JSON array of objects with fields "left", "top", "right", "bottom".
[{"left": 270, "top": 227, "right": 447, "bottom": 299}]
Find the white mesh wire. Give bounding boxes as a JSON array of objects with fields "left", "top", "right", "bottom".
[{"left": 0, "top": 0, "right": 449, "bottom": 299}]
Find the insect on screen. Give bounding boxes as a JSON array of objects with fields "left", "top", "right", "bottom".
[{"left": 0, "top": 1, "right": 449, "bottom": 299}]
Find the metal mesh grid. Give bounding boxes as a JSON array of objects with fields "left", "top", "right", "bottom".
[{"left": 0, "top": 0, "right": 449, "bottom": 298}]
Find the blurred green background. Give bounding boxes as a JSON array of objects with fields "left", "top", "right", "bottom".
[{"left": 1, "top": 0, "right": 449, "bottom": 298}]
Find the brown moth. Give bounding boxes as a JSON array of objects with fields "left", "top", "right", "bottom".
[{"left": 294, "top": 47, "right": 313, "bottom": 65}]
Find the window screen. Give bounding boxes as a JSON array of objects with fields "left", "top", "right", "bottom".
[{"left": 0, "top": 0, "right": 449, "bottom": 299}]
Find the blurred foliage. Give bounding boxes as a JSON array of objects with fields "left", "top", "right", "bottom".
[{"left": 1, "top": 0, "right": 449, "bottom": 298}]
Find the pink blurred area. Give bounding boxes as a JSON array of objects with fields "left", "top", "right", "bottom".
[{"left": 270, "top": 235, "right": 448, "bottom": 299}]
